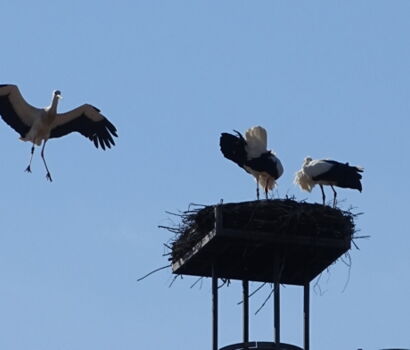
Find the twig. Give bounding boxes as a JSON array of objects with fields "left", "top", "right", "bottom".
[
  {"left": 190, "top": 277, "right": 204, "bottom": 289},
  {"left": 137, "top": 264, "right": 171, "bottom": 282},
  {"left": 169, "top": 274, "right": 181, "bottom": 288},
  {"left": 313, "top": 273, "right": 326, "bottom": 296},
  {"left": 353, "top": 235, "right": 370, "bottom": 239},
  {"left": 158, "top": 225, "right": 180, "bottom": 233},
  {"left": 188, "top": 203, "right": 207, "bottom": 211},
  {"left": 218, "top": 279, "right": 231, "bottom": 289},
  {"left": 255, "top": 285, "right": 274, "bottom": 315},
  {"left": 237, "top": 282, "right": 267, "bottom": 305},
  {"left": 340, "top": 252, "right": 352, "bottom": 268},
  {"left": 165, "top": 211, "right": 184, "bottom": 217},
  {"left": 342, "top": 252, "right": 352, "bottom": 293}
]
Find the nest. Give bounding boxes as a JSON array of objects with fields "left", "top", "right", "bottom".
[{"left": 167, "top": 198, "right": 356, "bottom": 263}]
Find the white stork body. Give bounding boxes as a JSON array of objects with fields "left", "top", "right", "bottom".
[
  {"left": 219, "top": 126, "right": 283, "bottom": 199},
  {"left": 0, "top": 84, "right": 118, "bottom": 181},
  {"left": 294, "top": 157, "right": 363, "bottom": 207}
]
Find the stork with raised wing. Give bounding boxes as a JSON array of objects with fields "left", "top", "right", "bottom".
[
  {"left": 220, "top": 126, "right": 283, "bottom": 199},
  {"left": 0, "top": 84, "right": 118, "bottom": 181}
]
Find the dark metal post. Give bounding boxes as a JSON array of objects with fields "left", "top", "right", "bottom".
[
  {"left": 242, "top": 280, "right": 249, "bottom": 343},
  {"left": 212, "top": 265, "right": 218, "bottom": 350},
  {"left": 304, "top": 283, "right": 310, "bottom": 350},
  {"left": 274, "top": 281, "right": 280, "bottom": 349}
]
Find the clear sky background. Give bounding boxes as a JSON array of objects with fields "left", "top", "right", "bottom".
[{"left": 0, "top": 1, "right": 409, "bottom": 349}]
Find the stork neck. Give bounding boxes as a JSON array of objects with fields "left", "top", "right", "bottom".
[{"left": 48, "top": 95, "right": 60, "bottom": 113}]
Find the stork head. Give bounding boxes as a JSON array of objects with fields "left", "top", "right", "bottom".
[
  {"left": 303, "top": 157, "right": 313, "bottom": 167},
  {"left": 53, "top": 90, "right": 62, "bottom": 99}
]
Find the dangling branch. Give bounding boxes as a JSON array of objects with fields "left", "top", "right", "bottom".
[
  {"left": 255, "top": 284, "right": 274, "bottom": 315},
  {"left": 313, "top": 273, "right": 326, "bottom": 296},
  {"left": 341, "top": 252, "right": 352, "bottom": 293},
  {"left": 169, "top": 274, "right": 182, "bottom": 287},
  {"left": 237, "top": 282, "right": 267, "bottom": 305},
  {"left": 190, "top": 277, "right": 204, "bottom": 289}
]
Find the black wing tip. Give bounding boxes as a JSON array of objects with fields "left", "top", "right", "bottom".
[
  {"left": 105, "top": 120, "right": 118, "bottom": 137},
  {"left": 90, "top": 105, "right": 101, "bottom": 113},
  {"left": 91, "top": 121, "right": 117, "bottom": 150},
  {"left": 92, "top": 119, "right": 118, "bottom": 150},
  {"left": 220, "top": 132, "right": 232, "bottom": 141},
  {"left": 220, "top": 130, "right": 243, "bottom": 138},
  {"left": 89, "top": 106, "right": 117, "bottom": 137},
  {"left": 220, "top": 131, "right": 240, "bottom": 140},
  {"left": 353, "top": 180, "right": 362, "bottom": 192},
  {"left": 233, "top": 129, "right": 246, "bottom": 140}
]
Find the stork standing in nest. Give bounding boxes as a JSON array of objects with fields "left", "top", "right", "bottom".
[
  {"left": 294, "top": 157, "right": 363, "bottom": 207},
  {"left": 220, "top": 125, "right": 284, "bottom": 199},
  {"left": 0, "top": 84, "right": 118, "bottom": 181}
]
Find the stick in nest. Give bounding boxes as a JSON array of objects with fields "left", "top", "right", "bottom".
[{"left": 137, "top": 264, "right": 171, "bottom": 282}]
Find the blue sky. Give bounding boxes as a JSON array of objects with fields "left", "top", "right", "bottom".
[{"left": 1, "top": 1, "right": 409, "bottom": 349}]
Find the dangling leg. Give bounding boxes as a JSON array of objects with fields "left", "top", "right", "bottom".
[
  {"left": 319, "top": 185, "right": 326, "bottom": 205},
  {"left": 331, "top": 185, "right": 337, "bottom": 208},
  {"left": 41, "top": 140, "right": 52, "bottom": 182},
  {"left": 25, "top": 144, "right": 35, "bottom": 173}
]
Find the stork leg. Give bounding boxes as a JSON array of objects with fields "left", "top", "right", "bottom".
[
  {"left": 256, "top": 177, "right": 260, "bottom": 200},
  {"left": 40, "top": 140, "right": 52, "bottom": 182},
  {"left": 264, "top": 177, "right": 271, "bottom": 200},
  {"left": 319, "top": 185, "right": 326, "bottom": 206},
  {"left": 25, "top": 144, "right": 35, "bottom": 173},
  {"left": 331, "top": 185, "right": 337, "bottom": 208}
]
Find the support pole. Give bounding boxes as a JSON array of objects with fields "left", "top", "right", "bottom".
[
  {"left": 274, "top": 281, "right": 280, "bottom": 349},
  {"left": 304, "top": 282, "right": 310, "bottom": 350},
  {"left": 212, "top": 265, "right": 218, "bottom": 350},
  {"left": 242, "top": 280, "right": 249, "bottom": 343}
]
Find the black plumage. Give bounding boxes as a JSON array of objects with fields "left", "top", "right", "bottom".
[
  {"left": 312, "top": 160, "right": 363, "bottom": 192},
  {"left": 0, "top": 86, "right": 30, "bottom": 137},
  {"left": 49, "top": 107, "right": 117, "bottom": 150}
]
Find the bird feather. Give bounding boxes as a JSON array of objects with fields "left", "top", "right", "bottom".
[
  {"left": 50, "top": 104, "right": 118, "bottom": 150},
  {"left": 244, "top": 126, "right": 268, "bottom": 159},
  {"left": 0, "top": 84, "right": 40, "bottom": 136}
]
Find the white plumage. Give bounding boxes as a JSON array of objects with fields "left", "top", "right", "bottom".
[
  {"left": 295, "top": 157, "right": 363, "bottom": 207},
  {"left": 0, "top": 84, "right": 118, "bottom": 181},
  {"left": 244, "top": 126, "right": 268, "bottom": 159},
  {"left": 220, "top": 126, "right": 284, "bottom": 199}
]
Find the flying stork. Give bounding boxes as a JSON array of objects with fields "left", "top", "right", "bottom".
[
  {"left": 219, "top": 126, "right": 284, "bottom": 199},
  {"left": 0, "top": 84, "right": 118, "bottom": 181},
  {"left": 294, "top": 157, "right": 363, "bottom": 207}
]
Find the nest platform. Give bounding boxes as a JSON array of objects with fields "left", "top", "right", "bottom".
[{"left": 171, "top": 199, "right": 354, "bottom": 285}]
